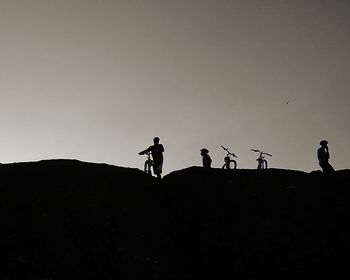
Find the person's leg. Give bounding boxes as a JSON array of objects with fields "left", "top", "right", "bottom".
[
  {"left": 320, "top": 162, "right": 335, "bottom": 174},
  {"left": 153, "top": 161, "right": 162, "bottom": 179},
  {"left": 325, "top": 163, "right": 335, "bottom": 174}
]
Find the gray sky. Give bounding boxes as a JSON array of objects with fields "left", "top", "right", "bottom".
[{"left": 1, "top": 0, "right": 349, "bottom": 173}]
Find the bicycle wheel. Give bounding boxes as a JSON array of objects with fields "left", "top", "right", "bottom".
[
  {"left": 144, "top": 161, "right": 152, "bottom": 174},
  {"left": 228, "top": 160, "right": 237, "bottom": 169},
  {"left": 257, "top": 159, "right": 261, "bottom": 169},
  {"left": 222, "top": 160, "right": 237, "bottom": 169},
  {"left": 261, "top": 160, "right": 268, "bottom": 169}
]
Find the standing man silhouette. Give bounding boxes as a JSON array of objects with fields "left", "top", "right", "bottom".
[
  {"left": 200, "top": 148, "right": 212, "bottom": 168},
  {"left": 317, "top": 140, "right": 335, "bottom": 174},
  {"left": 139, "top": 137, "right": 165, "bottom": 179}
]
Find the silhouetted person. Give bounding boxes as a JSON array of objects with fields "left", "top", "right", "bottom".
[
  {"left": 139, "top": 137, "right": 164, "bottom": 179},
  {"left": 317, "top": 140, "right": 335, "bottom": 174},
  {"left": 200, "top": 148, "right": 212, "bottom": 168}
]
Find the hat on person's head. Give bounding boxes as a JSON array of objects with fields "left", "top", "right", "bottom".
[{"left": 320, "top": 140, "right": 328, "bottom": 146}]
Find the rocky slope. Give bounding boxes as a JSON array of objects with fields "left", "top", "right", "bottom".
[{"left": 0, "top": 160, "right": 349, "bottom": 279}]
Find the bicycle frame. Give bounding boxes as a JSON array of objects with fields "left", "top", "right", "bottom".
[
  {"left": 143, "top": 152, "right": 153, "bottom": 175},
  {"left": 221, "top": 145, "right": 237, "bottom": 169},
  {"left": 251, "top": 149, "right": 272, "bottom": 169}
]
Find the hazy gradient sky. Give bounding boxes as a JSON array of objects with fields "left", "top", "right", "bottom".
[{"left": 1, "top": 0, "right": 349, "bottom": 173}]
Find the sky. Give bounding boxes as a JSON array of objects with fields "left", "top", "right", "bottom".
[{"left": 0, "top": 0, "right": 349, "bottom": 174}]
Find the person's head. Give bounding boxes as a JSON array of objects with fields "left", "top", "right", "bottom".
[
  {"left": 320, "top": 140, "right": 328, "bottom": 147},
  {"left": 153, "top": 137, "right": 160, "bottom": 145},
  {"left": 200, "top": 148, "right": 209, "bottom": 156}
]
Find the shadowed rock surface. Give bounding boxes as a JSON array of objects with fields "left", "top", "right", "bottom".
[
  {"left": 0, "top": 160, "right": 186, "bottom": 280},
  {"left": 1, "top": 161, "right": 349, "bottom": 279}
]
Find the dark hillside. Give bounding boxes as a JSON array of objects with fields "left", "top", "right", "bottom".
[
  {"left": 163, "top": 167, "right": 350, "bottom": 279},
  {"left": 0, "top": 160, "right": 186, "bottom": 280},
  {"left": 1, "top": 161, "right": 350, "bottom": 279}
]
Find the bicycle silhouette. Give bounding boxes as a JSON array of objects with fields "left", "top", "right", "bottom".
[
  {"left": 251, "top": 149, "right": 272, "bottom": 169},
  {"left": 142, "top": 152, "right": 153, "bottom": 175},
  {"left": 221, "top": 145, "right": 237, "bottom": 169}
]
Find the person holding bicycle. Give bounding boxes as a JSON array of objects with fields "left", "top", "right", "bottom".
[
  {"left": 139, "top": 137, "right": 165, "bottom": 179},
  {"left": 317, "top": 140, "right": 335, "bottom": 174},
  {"left": 200, "top": 148, "right": 212, "bottom": 168}
]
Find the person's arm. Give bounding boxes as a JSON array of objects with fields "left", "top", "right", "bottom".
[
  {"left": 325, "top": 147, "right": 330, "bottom": 159},
  {"left": 317, "top": 149, "right": 322, "bottom": 161},
  {"left": 160, "top": 144, "right": 164, "bottom": 153},
  {"left": 139, "top": 146, "right": 151, "bottom": 155}
]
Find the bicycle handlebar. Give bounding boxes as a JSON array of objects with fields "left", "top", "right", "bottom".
[
  {"left": 221, "top": 145, "right": 229, "bottom": 151},
  {"left": 251, "top": 149, "right": 272, "bottom": 157},
  {"left": 221, "top": 145, "right": 237, "bottom": 157}
]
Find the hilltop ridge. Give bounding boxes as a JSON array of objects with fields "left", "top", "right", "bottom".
[{"left": 0, "top": 160, "right": 349, "bottom": 279}]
